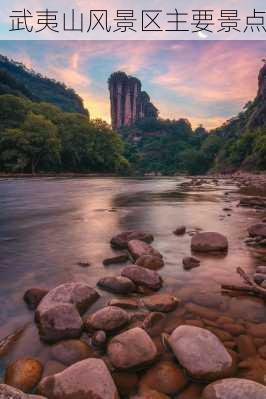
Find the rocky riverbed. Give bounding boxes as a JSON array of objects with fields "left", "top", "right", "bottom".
[{"left": 0, "top": 175, "right": 266, "bottom": 398}]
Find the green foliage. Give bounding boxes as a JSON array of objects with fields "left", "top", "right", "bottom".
[
  {"left": 0, "top": 55, "right": 88, "bottom": 115},
  {"left": 0, "top": 94, "right": 128, "bottom": 174}
]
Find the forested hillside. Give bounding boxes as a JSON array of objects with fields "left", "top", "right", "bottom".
[{"left": 0, "top": 55, "right": 88, "bottom": 115}]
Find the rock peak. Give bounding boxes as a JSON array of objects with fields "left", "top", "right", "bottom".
[{"left": 108, "top": 71, "right": 158, "bottom": 129}]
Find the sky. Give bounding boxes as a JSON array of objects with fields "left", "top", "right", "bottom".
[{"left": 0, "top": 40, "right": 265, "bottom": 130}]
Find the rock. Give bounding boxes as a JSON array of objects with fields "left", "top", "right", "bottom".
[
  {"left": 139, "top": 360, "right": 187, "bottom": 395},
  {"left": 97, "top": 276, "right": 136, "bottom": 294},
  {"left": 136, "top": 255, "right": 164, "bottom": 270},
  {"left": 35, "top": 283, "right": 99, "bottom": 342},
  {"left": 0, "top": 384, "right": 46, "bottom": 399},
  {"left": 182, "top": 256, "right": 200, "bottom": 270},
  {"left": 128, "top": 240, "right": 162, "bottom": 261},
  {"left": 132, "top": 390, "right": 170, "bottom": 399},
  {"left": 256, "top": 266, "right": 266, "bottom": 274},
  {"left": 107, "top": 327, "right": 157, "bottom": 369},
  {"left": 202, "top": 378, "right": 266, "bottom": 399},
  {"left": 84, "top": 306, "right": 130, "bottom": 332},
  {"left": 51, "top": 339, "right": 92, "bottom": 366},
  {"left": 23, "top": 289, "right": 48, "bottom": 310},
  {"left": 168, "top": 325, "right": 232, "bottom": 381},
  {"left": 177, "top": 383, "right": 203, "bottom": 399},
  {"left": 91, "top": 331, "right": 107, "bottom": 348},
  {"left": 111, "top": 231, "right": 154, "bottom": 250},
  {"left": 109, "top": 298, "right": 139, "bottom": 309},
  {"left": 238, "top": 355, "right": 266, "bottom": 384},
  {"left": 236, "top": 335, "right": 257, "bottom": 360},
  {"left": 142, "top": 313, "right": 166, "bottom": 336},
  {"left": 258, "top": 345, "right": 266, "bottom": 359},
  {"left": 121, "top": 265, "right": 162, "bottom": 291},
  {"left": 254, "top": 273, "right": 266, "bottom": 285},
  {"left": 142, "top": 294, "right": 180, "bottom": 313},
  {"left": 248, "top": 323, "right": 266, "bottom": 338},
  {"left": 239, "top": 197, "right": 266, "bottom": 209},
  {"left": 42, "top": 361, "right": 65, "bottom": 378},
  {"left": 5, "top": 358, "right": 43, "bottom": 393},
  {"left": 173, "top": 226, "right": 186, "bottom": 235},
  {"left": 37, "top": 358, "right": 118, "bottom": 399},
  {"left": 103, "top": 253, "right": 129, "bottom": 266},
  {"left": 185, "top": 303, "right": 220, "bottom": 321},
  {"left": 112, "top": 371, "right": 139, "bottom": 397},
  {"left": 248, "top": 223, "right": 266, "bottom": 238},
  {"left": 222, "top": 323, "right": 245, "bottom": 336},
  {"left": 191, "top": 232, "right": 228, "bottom": 253}
]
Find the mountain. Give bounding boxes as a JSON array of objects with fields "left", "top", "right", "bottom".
[{"left": 0, "top": 55, "right": 88, "bottom": 115}]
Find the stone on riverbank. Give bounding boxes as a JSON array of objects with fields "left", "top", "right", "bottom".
[
  {"left": 35, "top": 283, "right": 99, "bottom": 342},
  {"left": 142, "top": 294, "right": 180, "bottom": 313},
  {"left": 84, "top": 306, "right": 130, "bottom": 332},
  {"left": 168, "top": 325, "right": 232, "bottom": 381},
  {"left": 103, "top": 253, "right": 129, "bottom": 266},
  {"left": 202, "top": 378, "right": 266, "bottom": 399},
  {"left": 107, "top": 327, "right": 157, "bottom": 369},
  {"left": 139, "top": 360, "right": 187, "bottom": 395},
  {"left": 37, "top": 358, "right": 119, "bottom": 399},
  {"left": 97, "top": 276, "right": 136, "bottom": 294},
  {"left": 51, "top": 339, "right": 92, "bottom": 366},
  {"left": 248, "top": 223, "right": 266, "bottom": 238},
  {"left": 136, "top": 255, "right": 164, "bottom": 270},
  {"left": 23, "top": 289, "right": 48, "bottom": 310},
  {"left": 173, "top": 226, "right": 186, "bottom": 235},
  {"left": 5, "top": 358, "right": 43, "bottom": 393},
  {"left": 111, "top": 231, "right": 153, "bottom": 249},
  {"left": 109, "top": 298, "right": 139, "bottom": 309},
  {"left": 121, "top": 266, "right": 162, "bottom": 291},
  {"left": 128, "top": 240, "right": 162, "bottom": 261},
  {"left": 182, "top": 256, "right": 200, "bottom": 270},
  {"left": 191, "top": 232, "right": 228, "bottom": 253},
  {"left": 0, "top": 384, "right": 46, "bottom": 399}
]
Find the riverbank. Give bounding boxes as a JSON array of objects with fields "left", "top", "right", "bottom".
[{"left": 0, "top": 176, "right": 266, "bottom": 399}]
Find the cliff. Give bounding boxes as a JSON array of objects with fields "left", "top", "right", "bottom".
[
  {"left": 108, "top": 71, "right": 158, "bottom": 129},
  {"left": 0, "top": 55, "right": 88, "bottom": 115}
]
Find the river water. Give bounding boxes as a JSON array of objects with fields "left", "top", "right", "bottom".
[{"left": 0, "top": 177, "right": 265, "bottom": 381}]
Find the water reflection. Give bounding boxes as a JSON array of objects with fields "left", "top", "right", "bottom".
[{"left": 0, "top": 177, "right": 265, "bottom": 379}]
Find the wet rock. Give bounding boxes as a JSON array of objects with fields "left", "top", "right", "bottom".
[
  {"left": 142, "top": 294, "right": 180, "bottom": 313},
  {"left": 191, "top": 232, "right": 228, "bottom": 253},
  {"left": 97, "top": 276, "right": 136, "bottom": 294},
  {"left": 42, "top": 361, "right": 65, "bottom": 378},
  {"left": 185, "top": 319, "right": 204, "bottom": 328},
  {"left": 236, "top": 335, "right": 257, "bottom": 360},
  {"left": 239, "top": 197, "right": 266, "bottom": 209},
  {"left": 91, "top": 330, "right": 107, "bottom": 349},
  {"left": 112, "top": 371, "right": 139, "bottom": 397},
  {"left": 132, "top": 389, "right": 170, "bottom": 399},
  {"left": 169, "top": 325, "right": 232, "bottom": 381},
  {"left": 136, "top": 255, "right": 164, "bottom": 270},
  {"left": 35, "top": 283, "right": 99, "bottom": 343},
  {"left": 109, "top": 298, "right": 139, "bottom": 309},
  {"left": 258, "top": 345, "right": 266, "bottom": 359},
  {"left": 256, "top": 266, "right": 266, "bottom": 274},
  {"left": 229, "top": 297, "right": 265, "bottom": 323},
  {"left": 84, "top": 306, "right": 130, "bottom": 332},
  {"left": 248, "top": 323, "right": 266, "bottom": 338},
  {"left": 185, "top": 303, "right": 220, "bottom": 321},
  {"left": 173, "top": 226, "right": 186, "bottom": 235},
  {"left": 103, "top": 253, "right": 129, "bottom": 266},
  {"left": 37, "top": 358, "right": 118, "bottom": 399},
  {"left": 5, "top": 358, "right": 43, "bottom": 393},
  {"left": 222, "top": 323, "right": 245, "bottom": 336},
  {"left": 111, "top": 231, "right": 153, "bottom": 250},
  {"left": 177, "top": 383, "right": 204, "bottom": 399},
  {"left": 0, "top": 384, "right": 46, "bottom": 399},
  {"left": 142, "top": 312, "right": 166, "bottom": 336},
  {"left": 23, "top": 289, "right": 48, "bottom": 310},
  {"left": 238, "top": 355, "right": 266, "bottom": 384},
  {"left": 107, "top": 327, "right": 157, "bottom": 369},
  {"left": 254, "top": 273, "right": 266, "bottom": 285},
  {"left": 139, "top": 360, "right": 187, "bottom": 395},
  {"left": 202, "top": 378, "right": 266, "bottom": 399},
  {"left": 182, "top": 256, "right": 200, "bottom": 270},
  {"left": 248, "top": 223, "right": 266, "bottom": 238},
  {"left": 121, "top": 265, "right": 162, "bottom": 291},
  {"left": 51, "top": 339, "right": 92, "bottom": 366},
  {"left": 128, "top": 240, "right": 162, "bottom": 261}
]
